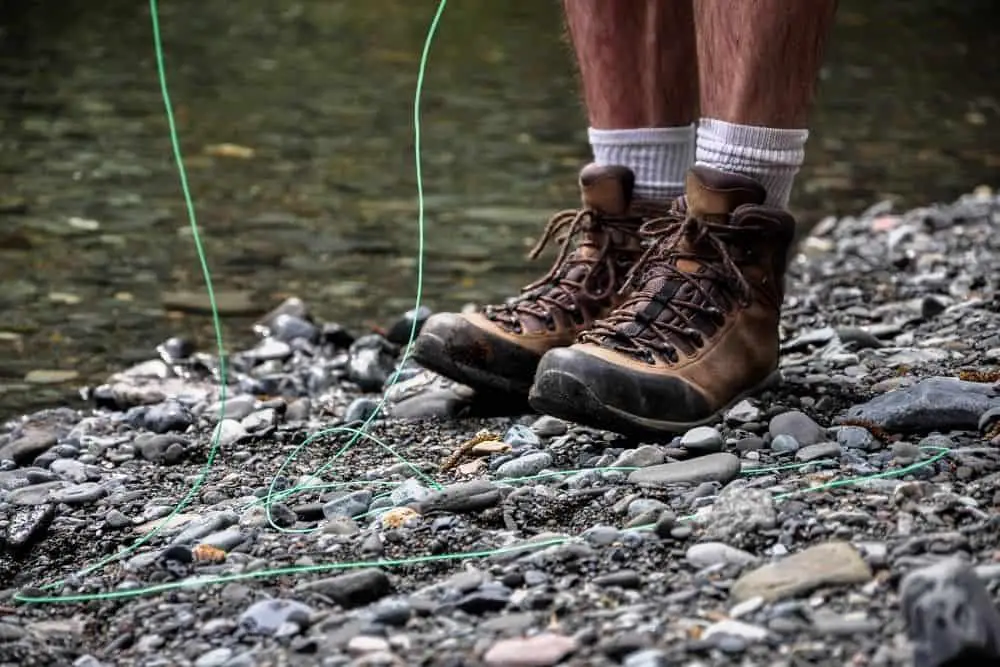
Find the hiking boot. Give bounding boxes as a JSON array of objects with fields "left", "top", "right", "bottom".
[
  {"left": 412, "top": 164, "right": 669, "bottom": 395},
  {"left": 528, "top": 165, "right": 796, "bottom": 438}
]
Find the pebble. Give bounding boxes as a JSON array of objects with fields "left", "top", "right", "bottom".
[
  {"left": 769, "top": 433, "right": 800, "bottom": 454},
  {"left": 768, "top": 410, "right": 825, "bottom": 445},
  {"left": 628, "top": 453, "right": 740, "bottom": 487},
  {"left": 725, "top": 400, "right": 762, "bottom": 424},
  {"left": 835, "top": 425, "right": 880, "bottom": 451},
  {"left": 679, "top": 426, "right": 724, "bottom": 453},
  {"left": 686, "top": 542, "right": 758, "bottom": 569},
  {"left": 612, "top": 445, "right": 665, "bottom": 468},
  {"left": 530, "top": 416, "right": 567, "bottom": 437},
  {"left": 483, "top": 633, "right": 579, "bottom": 666},
  {"left": 496, "top": 452, "right": 552, "bottom": 478},
  {"left": 239, "top": 599, "right": 313, "bottom": 635},
  {"left": 705, "top": 486, "right": 776, "bottom": 540},
  {"left": 795, "top": 441, "right": 842, "bottom": 462}
]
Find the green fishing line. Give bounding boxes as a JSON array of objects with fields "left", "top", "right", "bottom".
[{"left": 12, "top": 0, "right": 953, "bottom": 606}]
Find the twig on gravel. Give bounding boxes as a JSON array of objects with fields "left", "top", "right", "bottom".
[
  {"left": 958, "top": 369, "right": 1000, "bottom": 383},
  {"left": 439, "top": 429, "right": 501, "bottom": 472}
]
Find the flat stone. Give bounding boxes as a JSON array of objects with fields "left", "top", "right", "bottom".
[
  {"left": 0, "top": 429, "right": 59, "bottom": 464},
  {"left": 8, "top": 482, "right": 68, "bottom": 506},
  {"left": 483, "top": 632, "right": 579, "bottom": 666},
  {"left": 23, "top": 370, "right": 79, "bottom": 385},
  {"left": 162, "top": 290, "right": 263, "bottom": 316},
  {"left": 412, "top": 480, "right": 501, "bottom": 514},
  {"left": 628, "top": 453, "right": 740, "bottom": 488},
  {"left": 731, "top": 541, "right": 873, "bottom": 603},
  {"left": 686, "top": 542, "right": 759, "bottom": 569},
  {"left": 295, "top": 570, "right": 391, "bottom": 609},
  {"left": 795, "top": 442, "right": 842, "bottom": 462}
]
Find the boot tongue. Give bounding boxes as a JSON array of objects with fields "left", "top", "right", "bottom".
[
  {"left": 668, "top": 166, "right": 768, "bottom": 273},
  {"left": 570, "top": 164, "right": 636, "bottom": 263},
  {"left": 579, "top": 163, "right": 634, "bottom": 215},
  {"left": 685, "top": 165, "right": 766, "bottom": 217}
]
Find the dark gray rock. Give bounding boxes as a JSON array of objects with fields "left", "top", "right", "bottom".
[
  {"left": 843, "top": 377, "right": 1000, "bottom": 432},
  {"left": 901, "top": 557, "right": 1000, "bottom": 667}
]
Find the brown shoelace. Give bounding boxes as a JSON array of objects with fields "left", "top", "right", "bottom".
[
  {"left": 484, "top": 207, "right": 644, "bottom": 332},
  {"left": 581, "top": 211, "right": 765, "bottom": 363}
]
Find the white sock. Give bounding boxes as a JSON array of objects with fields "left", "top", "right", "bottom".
[
  {"left": 695, "top": 117, "right": 808, "bottom": 209},
  {"left": 588, "top": 125, "right": 696, "bottom": 201}
]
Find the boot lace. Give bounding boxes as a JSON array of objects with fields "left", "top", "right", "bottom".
[
  {"left": 484, "top": 207, "right": 643, "bottom": 332},
  {"left": 580, "top": 210, "right": 765, "bottom": 363}
]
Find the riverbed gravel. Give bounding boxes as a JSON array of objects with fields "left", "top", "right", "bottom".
[{"left": 2, "top": 188, "right": 1000, "bottom": 666}]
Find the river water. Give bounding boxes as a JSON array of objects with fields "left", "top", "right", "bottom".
[{"left": 1, "top": 0, "right": 998, "bottom": 419}]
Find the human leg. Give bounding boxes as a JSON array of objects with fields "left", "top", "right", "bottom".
[
  {"left": 567, "top": 0, "right": 698, "bottom": 200},
  {"left": 412, "top": 1, "right": 698, "bottom": 395},
  {"left": 529, "top": 0, "right": 838, "bottom": 437},
  {"left": 694, "top": 0, "right": 838, "bottom": 208}
]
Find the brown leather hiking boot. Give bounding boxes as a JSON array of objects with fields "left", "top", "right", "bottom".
[
  {"left": 528, "top": 165, "right": 796, "bottom": 438},
  {"left": 412, "top": 164, "right": 671, "bottom": 395}
]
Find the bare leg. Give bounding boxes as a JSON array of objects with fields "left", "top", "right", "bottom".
[
  {"left": 693, "top": 0, "right": 838, "bottom": 207},
  {"left": 564, "top": 0, "right": 698, "bottom": 200}
]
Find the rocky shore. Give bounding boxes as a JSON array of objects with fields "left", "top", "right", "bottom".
[{"left": 2, "top": 188, "right": 1000, "bottom": 667}]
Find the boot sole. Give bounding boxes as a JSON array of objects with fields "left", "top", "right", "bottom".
[
  {"left": 411, "top": 331, "right": 534, "bottom": 396},
  {"left": 528, "top": 368, "right": 782, "bottom": 439}
]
